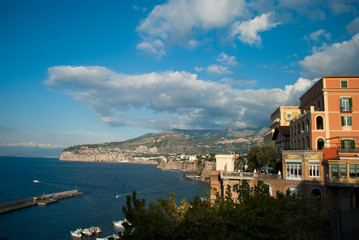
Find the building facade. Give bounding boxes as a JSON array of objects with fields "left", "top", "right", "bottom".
[
  {"left": 211, "top": 76, "right": 359, "bottom": 239},
  {"left": 263, "top": 106, "right": 300, "bottom": 145},
  {"left": 290, "top": 76, "right": 359, "bottom": 151}
]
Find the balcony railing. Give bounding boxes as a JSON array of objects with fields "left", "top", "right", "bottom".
[{"left": 338, "top": 148, "right": 359, "bottom": 153}]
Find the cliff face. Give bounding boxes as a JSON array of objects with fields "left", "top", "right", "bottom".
[
  {"left": 59, "top": 149, "right": 130, "bottom": 162},
  {"left": 156, "top": 160, "right": 215, "bottom": 183}
]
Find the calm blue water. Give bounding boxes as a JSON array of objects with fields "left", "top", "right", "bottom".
[{"left": 0, "top": 157, "right": 208, "bottom": 240}]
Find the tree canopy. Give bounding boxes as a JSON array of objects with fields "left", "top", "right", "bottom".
[
  {"left": 247, "top": 144, "right": 277, "bottom": 173},
  {"left": 119, "top": 181, "right": 328, "bottom": 240}
]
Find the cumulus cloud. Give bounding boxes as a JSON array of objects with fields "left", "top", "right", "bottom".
[
  {"left": 229, "top": 12, "right": 280, "bottom": 46},
  {"left": 136, "top": 0, "right": 247, "bottom": 58},
  {"left": 299, "top": 33, "right": 359, "bottom": 78},
  {"left": 45, "top": 66, "right": 315, "bottom": 129}
]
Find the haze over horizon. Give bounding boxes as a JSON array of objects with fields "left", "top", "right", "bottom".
[{"left": 1, "top": 0, "right": 359, "bottom": 155}]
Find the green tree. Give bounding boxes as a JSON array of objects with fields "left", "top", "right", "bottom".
[
  {"left": 120, "top": 181, "right": 328, "bottom": 240},
  {"left": 247, "top": 144, "right": 276, "bottom": 173}
]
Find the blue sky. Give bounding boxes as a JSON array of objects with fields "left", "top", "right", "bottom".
[{"left": 1, "top": 0, "right": 359, "bottom": 150}]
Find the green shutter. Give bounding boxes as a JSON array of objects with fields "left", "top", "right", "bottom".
[
  {"left": 351, "top": 140, "right": 355, "bottom": 149},
  {"left": 349, "top": 116, "right": 352, "bottom": 126},
  {"left": 341, "top": 140, "right": 345, "bottom": 148},
  {"left": 339, "top": 98, "right": 343, "bottom": 107},
  {"left": 341, "top": 116, "right": 344, "bottom": 126},
  {"left": 349, "top": 98, "right": 352, "bottom": 111}
]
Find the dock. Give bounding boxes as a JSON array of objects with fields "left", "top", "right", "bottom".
[{"left": 0, "top": 190, "right": 83, "bottom": 214}]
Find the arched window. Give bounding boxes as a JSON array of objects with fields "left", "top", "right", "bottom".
[
  {"left": 311, "top": 188, "right": 321, "bottom": 201},
  {"left": 316, "top": 116, "right": 324, "bottom": 130},
  {"left": 317, "top": 138, "right": 325, "bottom": 150}
]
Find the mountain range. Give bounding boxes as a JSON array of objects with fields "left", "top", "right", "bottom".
[{"left": 59, "top": 128, "right": 267, "bottom": 162}]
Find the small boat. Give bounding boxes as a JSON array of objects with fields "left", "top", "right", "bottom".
[
  {"left": 70, "top": 230, "right": 82, "bottom": 238},
  {"left": 113, "top": 220, "right": 125, "bottom": 230},
  {"left": 90, "top": 226, "right": 102, "bottom": 234},
  {"left": 81, "top": 228, "right": 93, "bottom": 236},
  {"left": 33, "top": 180, "right": 39, "bottom": 183},
  {"left": 113, "top": 219, "right": 131, "bottom": 232}
]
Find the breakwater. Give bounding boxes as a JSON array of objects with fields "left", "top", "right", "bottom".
[{"left": 0, "top": 190, "right": 83, "bottom": 214}]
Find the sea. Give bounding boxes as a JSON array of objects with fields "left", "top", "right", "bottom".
[{"left": 0, "top": 156, "right": 208, "bottom": 240}]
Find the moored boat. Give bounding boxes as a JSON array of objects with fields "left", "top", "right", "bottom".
[
  {"left": 113, "top": 219, "right": 131, "bottom": 231},
  {"left": 90, "top": 226, "right": 102, "bottom": 234},
  {"left": 81, "top": 228, "right": 93, "bottom": 236},
  {"left": 70, "top": 229, "right": 82, "bottom": 238}
]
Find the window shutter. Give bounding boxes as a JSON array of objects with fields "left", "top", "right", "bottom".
[
  {"left": 351, "top": 140, "right": 355, "bottom": 149},
  {"left": 339, "top": 98, "right": 343, "bottom": 107},
  {"left": 341, "top": 140, "right": 345, "bottom": 148},
  {"left": 349, "top": 116, "right": 352, "bottom": 126},
  {"left": 341, "top": 116, "right": 344, "bottom": 126},
  {"left": 349, "top": 98, "right": 352, "bottom": 110}
]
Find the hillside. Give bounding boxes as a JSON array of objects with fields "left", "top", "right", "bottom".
[{"left": 59, "top": 128, "right": 266, "bottom": 162}]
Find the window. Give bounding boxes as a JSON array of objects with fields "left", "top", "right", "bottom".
[
  {"left": 316, "top": 116, "right": 323, "bottom": 130},
  {"left": 317, "top": 138, "right": 325, "bottom": 150},
  {"left": 349, "top": 165, "right": 359, "bottom": 178},
  {"left": 286, "top": 114, "right": 292, "bottom": 120},
  {"left": 340, "top": 98, "right": 352, "bottom": 112},
  {"left": 286, "top": 162, "right": 302, "bottom": 180},
  {"left": 341, "top": 116, "right": 352, "bottom": 126},
  {"left": 341, "top": 80, "right": 348, "bottom": 88},
  {"left": 311, "top": 189, "right": 321, "bottom": 201},
  {"left": 331, "top": 164, "right": 347, "bottom": 178},
  {"left": 339, "top": 164, "right": 347, "bottom": 178},
  {"left": 341, "top": 140, "right": 355, "bottom": 153},
  {"left": 331, "top": 164, "right": 339, "bottom": 178},
  {"left": 309, "top": 162, "right": 320, "bottom": 177}
]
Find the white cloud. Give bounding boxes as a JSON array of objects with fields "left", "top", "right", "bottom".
[
  {"left": 45, "top": 66, "right": 315, "bottom": 129},
  {"left": 136, "top": 39, "right": 166, "bottom": 59},
  {"left": 229, "top": 12, "right": 280, "bottom": 46},
  {"left": 299, "top": 33, "right": 359, "bottom": 78},
  {"left": 206, "top": 64, "right": 232, "bottom": 75},
  {"left": 217, "top": 52, "right": 240, "bottom": 66},
  {"left": 347, "top": 17, "right": 359, "bottom": 35},
  {"left": 307, "top": 29, "right": 331, "bottom": 41},
  {"left": 136, "top": 0, "right": 247, "bottom": 58}
]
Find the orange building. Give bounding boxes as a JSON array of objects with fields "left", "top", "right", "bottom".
[
  {"left": 211, "top": 76, "right": 359, "bottom": 239},
  {"left": 289, "top": 76, "right": 359, "bottom": 151}
]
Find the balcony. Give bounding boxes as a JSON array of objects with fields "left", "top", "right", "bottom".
[{"left": 338, "top": 148, "right": 359, "bottom": 154}]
